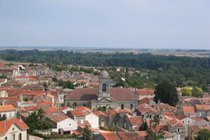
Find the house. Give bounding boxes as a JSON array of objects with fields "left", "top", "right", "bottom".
[
  {"left": 182, "top": 106, "right": 197, "bottom": 117},
  {"left": 45, "top": 112, "right": 78, "bottom": 134},
  {"left": 61, "top": 106, "right": 74, "bottom": 115},
  {"left": 167, "top": 118, "right": 186, "bottom": 140},
  {"left": 124, "top": 115, "right": 143, "bottom": 131},
  {"left": 195, "top": 104, "right": 210, "bottom": 117},
  {"left": 14, "top": 76, "right": 39, "bottom": 84},
  {"left": 94, "top": 111, "right": 109, "bottom": 128},
  {"left": 0, "top": 118, "right": 28, "bottom": 140},
  {"left": 178, "top": 116, "right": 194, "bottom": 138},
  {"left": 135, "top": 103, "right": 159, "bottom": 120},
  {"left": 0, "top": 104, "right": 16, "bottom": 119},
  {"left": 154, "top": 103, "right": 176, "bottom": 113},
  {"left": 191, "top": 117, "right": 209, "bottom": 127},
  {"left": 136, "top": 88, "right": 154, "bottom": 100},
  {"left": 68, "top": 106, "right": 99, "bottom": 129},
  {"left": 188, "top": 125, "right": 210, "bottom": 140},
  {"left": 163, "top": 131, "right": 176, "bottom": 140},
  {"left": 109, "top": 109, "right": 133, "bottom": 128}
]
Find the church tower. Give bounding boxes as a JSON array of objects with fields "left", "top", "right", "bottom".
[{"left": 98, "top": 70, "right": 111, "bottom": 100}]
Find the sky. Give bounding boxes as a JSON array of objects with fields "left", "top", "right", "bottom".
[{"left": 0, "top": 0, "right": 210, "bottom": 49}]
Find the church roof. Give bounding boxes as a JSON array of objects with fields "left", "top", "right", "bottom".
[
  {"left": 65, "top": 88, "right": 137, "bottom": 102},
  {"left": 100, "top": 70, "right": 109, "bottom": 78}
]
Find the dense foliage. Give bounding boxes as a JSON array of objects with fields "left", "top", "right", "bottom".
[
  {"left": 25, "top": 108, "right": 52, "bottom": 132},
  {"left": 154, "top": 80, "right": 178, "bottom": 106},
  {"left": 196, "top": 129, "right": 210, "bottom": 140},
  {"left": 1, "top": 49, "right": 210, "bottom": 89},
  {"left": 82, "top": 126, "right": 92, "bottom": 140}
]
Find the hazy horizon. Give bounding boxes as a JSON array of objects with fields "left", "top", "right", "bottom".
[{"left": 0, "top": 0, "right": 209, "bottom": 49}]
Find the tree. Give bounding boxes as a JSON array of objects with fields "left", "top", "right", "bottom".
[
  {"left": 196, "top": 129, "right": 210, "bottom": 140},
  {"left": 154, "top": 80, "right": 178, "bottom": 106},
  {"left": 181, "top": 87, "right": 192, "bottom": 96},
  {"left": 38, "top": 108, "right": 45, "bottom": 119},
  {"left": 139, "top": 122, "right": 148, "bottom": 131},
  {"left": 192, "top": 86, "right": 203, "bottom": 97},
  {"left": 145, "top": 130, "right": 164, "bottom": 140},
  {"left": 145, "top": 118, "right": 163, "bottom": 140},
  {"left": 82, "top": 126, "right": 92, "bottom": 140},
  {"left": 0, "top": 114, "right": 6, "bottom": 121},
  {"left": 25, "top": 109, "right": 52, "bottom": 131}
]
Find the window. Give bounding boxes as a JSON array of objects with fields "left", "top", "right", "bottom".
[
  {"left": 130, "top": 104, "right": 133, "bottom": 110},
  {"left": 102, "top": 83, "right": 106, "bottom": 92},
  {"left": 13, "top": 134, "right": 15, "bottom": 140},
  {"left": 19, "top": 133, "right": 22, "bottom": 140},
  {"left": 121, "top": 104, "right": 124, "bottom": 109}
]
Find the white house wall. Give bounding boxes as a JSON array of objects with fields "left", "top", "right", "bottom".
[{"left": 85, "top": 113, "right": 99, "bottom": 129}]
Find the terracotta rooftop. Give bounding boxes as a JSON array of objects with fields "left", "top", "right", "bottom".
[
  {"left": 69, "top": 106, "right": 93, "bottom": 117},
  {"left": 117, "top": 132, "right": 145, "bottom": 140},
  {"left": 0, "top": 118, "right": 28, "bottom": 136},
  {"left": 94, "top": 111, "right": 108, "bottom": 117},
  {"left": 45, "top": 113, "right": 70, "bottom": 123},
  {"left": 137, "top": 89, "right": 154, "bottom": 95},
  {"left": 168, "top": 118, "right": 184, "bottom": 127},
  {"left": 65, "top": 88, "right": 137, "bottom": 101},
  {"left": 6, "top": 89, "right": 45, "bottom": 96},
  {"left": 127, "top": 116, "right": 143, "bottom": 126},
  {"left": 195, "top": 104, "right": 210, "bottom": 111},
  {"left": 100, "top": 132, "right": 119, "bottom": 140},
  {"left": 24, "top": 106, "right": 39, "bottom": 112},
  {"left": 191, "top": 117, "right": 207, "bottom": 122},
  {"left": 0, "top": 104, "right": 16, "bottom": 112},
  {"left": 183, "top": 106, "right": 195, "bottom": 113}
]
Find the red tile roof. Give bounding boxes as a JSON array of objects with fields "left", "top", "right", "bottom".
[
  {"left": 191, "top": 117, "right": 207, "bottom": 122},
  {"left": 183, "top": 106, "right": 195, "bottom": 113},
  {"left": 100, "top": 132, "right": 119, "bottom": 140},
  {"left": 94, "top": 111, "right": 108, "bottom": 117},
  {"left": 117, "top": 132, "right": 145, "bottom": 140},
  {"left": 24, "top": 106, "right": 39, "bottom": 112},
  {"left": 137, "top": 89, "right": 154, "bottom": 95},
  {"left": 127, "top": 116, "right": 143, "bottom": 126},
  {"left": 69, "top": 106, "right": 93, "bottom": 117},
  {"left": 45, "top": 113, "right": 69, "bottom": 123},
  {"left": 0, "top": 104, "right": 16, "bottom": 112},
  {"left": 65, "top": 88, "right": 137, "bottom": 101},
  {"left": 168, "top": 118, "right": 184, "bottom": 127},
  {"left": 195, "top": 104, "right": 210, "bottom": 111},
  {"left": 6, "top": 89, "right": 45, "bottom": 96},
  {"left": 0, "top": 118, "right": 28, "bottom": 135}
]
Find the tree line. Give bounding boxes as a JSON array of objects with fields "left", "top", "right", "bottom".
[{"left": 1, "top": 49, "right": 210, "bottom": 90}]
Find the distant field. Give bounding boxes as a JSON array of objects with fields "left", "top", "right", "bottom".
[{"left": 0, "top": 47, "right": 209, "bottom": 58}]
